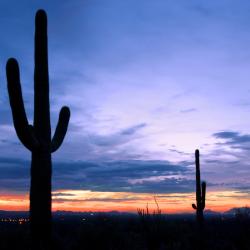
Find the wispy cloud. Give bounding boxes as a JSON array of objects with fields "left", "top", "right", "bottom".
[
  {"left": 89, "top": 123, "right": 146, "bottom": 147},
  {"left": 180, "top": 108, "right": 197, "bottom": 114},
  {"left": 213, "top": 131, "right": 250, "bottom": 149}
]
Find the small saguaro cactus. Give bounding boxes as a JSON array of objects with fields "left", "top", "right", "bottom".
[
  {"left": 192, "top": 149, "right": 206, "bottom": 225},
  {"left": 6, "top": 10, "right": 70, "bottom": 248}
]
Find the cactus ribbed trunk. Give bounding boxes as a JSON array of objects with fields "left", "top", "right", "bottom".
[
  {"left": 30, "top": 10, "right": 52, "bottom": 247},
  {"left": 30, "top": 151, "right": 52, "bottom": 247},
  {"left": 195, "top": 149, "right": 203, "bottom": 223},
  {"left": 6, "top": 10, "right": 70, "bottom": 249},
  {"left": 192, "top": 149, "right": 206, "bottom": 227}
]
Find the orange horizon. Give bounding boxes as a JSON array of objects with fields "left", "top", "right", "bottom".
[{"left": 0, "top": 189, "right": 249, "bottom": 213}]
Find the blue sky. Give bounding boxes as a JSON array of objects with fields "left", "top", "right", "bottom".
[{"left": 1, "top": 1, "right": 250, "bottom": 209}]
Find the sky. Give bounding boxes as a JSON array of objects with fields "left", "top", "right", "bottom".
[{"left": 0, "top": 0, "right": 250, "bottom": 213}]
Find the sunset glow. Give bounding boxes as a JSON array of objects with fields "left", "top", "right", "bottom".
[{"left": 0, "top": 190, "right": 248, "bottom": 213}]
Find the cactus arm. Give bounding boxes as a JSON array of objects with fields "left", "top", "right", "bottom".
[
  {"left": 6, "top": 58, "right": 39, "bottom": 151},
  {"left": 51, "top": 106, "right": 70, "bottom": 153},
  {"left": 201, "top": 181, "right": 206, "bottom": 210},
  {"left": 192, "top": 204, "right": 197, "bottom": 210}
]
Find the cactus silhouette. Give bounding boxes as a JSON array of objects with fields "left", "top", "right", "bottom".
[
  {"left": 6, "top": 10, "right": 70, "bottom": 248},
  {"left": 192, "top": 149, "right": 206, "bottom": 226}
]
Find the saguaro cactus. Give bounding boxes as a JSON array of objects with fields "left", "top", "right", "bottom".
[
  {"left": 192, "top": 149, "right": 206, "bottom": 225},
  {"left": 6, "top": 10, "right": 70, "bottom": 248}
]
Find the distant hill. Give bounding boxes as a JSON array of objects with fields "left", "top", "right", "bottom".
[
  {"left": 204, "top": 209, "right": 221, "bottom": 215},
  {"left": 0, "top": 210, "right": 28, "bottom": 217},
  {"left": 0, "top": 207, "right": 249, "bottom": 219},
  {"left": 225, "top": 206, "right": 250, "bottom": 215}
]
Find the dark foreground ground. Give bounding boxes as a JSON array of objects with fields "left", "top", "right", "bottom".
[{"left": 0, "top": 212, "right": 250, "bottom": 250}]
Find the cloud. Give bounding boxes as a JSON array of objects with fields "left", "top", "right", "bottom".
[
  {"left": 0, "top": 157, "right": 194, "bottom": 194},
  {"left": 189, "top": 130, "right": 250, "bottom": 194},
  {"left": 120, "top": 123, "right": 146, "bottom": 136},
  {"left": 52, "top": 192, "right": 76, "bottom": 197},
  {"left": 52, "top": 159, "right": 194, "bottom": 193},
  {"left": 180, "top": 108, "right": 197, "bottom": 113},
  {"left": 213, "top": 131, "right": 246, "bottom": 141},
  {"left": 53, "top": 197, "right": 140, "bottom": 203},
  {"left": 168, "top": 148, "right": 190, "bottom": 156},
  {"left": 212, "top": 131, "right": 250, "bottom": 150},
  {"left": 89, "top": 123, "right": 146, "bottom": 147}
]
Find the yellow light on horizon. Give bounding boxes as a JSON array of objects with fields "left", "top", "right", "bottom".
[{"left": 0, "top": 189, "right": 249, "bottom": 213}]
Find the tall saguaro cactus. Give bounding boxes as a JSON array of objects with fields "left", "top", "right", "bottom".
[
  {"left": 6, "top": 10, "right": 70, "bottom": 248},
  {"left": 192, "top": 149, "right": 206, "bottom": 226}
]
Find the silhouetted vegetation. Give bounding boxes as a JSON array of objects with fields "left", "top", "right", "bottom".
[
  {"left": 192, "top": 149, "right": 206, "bottom": 226},
  {"left": 137, "top": 198, "right": 164, "bottom": 250},
  {"left": 6, "top": 9, "right": 70, "bottom": 249},
  {"left": 0, "top": 213, "right": 250, "bottom": 250}
]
